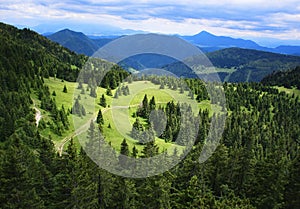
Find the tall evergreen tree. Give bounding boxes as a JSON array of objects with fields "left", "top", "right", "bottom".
[
  {"left": 100, "top": 94, "right": 107, "bottom": 107},
  {"left": 96, "top": 109, "right": 104, "bottom": 125},
  {"left": 119, "top": 139, "right": 129, "bottom": 168}
]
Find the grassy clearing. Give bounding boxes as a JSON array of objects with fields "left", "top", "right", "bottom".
[
  {"left": 276, "top": 86, "right": 300, "bottom": 98},
  {"left": 103, "top": 80, "right": 215, "bottom": 154},
  {"left": 113, "top": 81, "right": 200, "bottom": 113},
  {"left": 40, "top": 78, "right": 221, "bottom": 155},
  {"left": 41, "top": 78, "right": 109, "bottom": 145}
]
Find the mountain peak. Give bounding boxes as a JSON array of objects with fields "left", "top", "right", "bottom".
[
  {"left": 182, "top": 30, "right": 260, "bottom": 49},
  {"left": 197, "top": 30, "right": 213, "bottom": 36},
  {"left": 57, "top": 28, "right": 84, "bottom": 35}
]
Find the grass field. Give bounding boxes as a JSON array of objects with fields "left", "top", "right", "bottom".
[
  {"left": 39, "top": 78, "right": 221, "bottom": 155},
  {"left": 276, "top": 86, "right": 300, "bottom": 97},
  {"left": 40, "top": 78, "right": 108, "bottom": 144}
]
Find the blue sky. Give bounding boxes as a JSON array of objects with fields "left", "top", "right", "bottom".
[{"left": 1, "top": 0, "right": 300, "bottom": 46}]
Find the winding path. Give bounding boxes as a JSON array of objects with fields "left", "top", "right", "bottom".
[
  {"left": 33, "top": 101, "right": 42, "bottom": 127},
  {"left": 57, "top": 112, "right": 97, "bottom": 156},
  {"left": 34, "top": 107, "right": 42, "bottom": 126},
  {"left": 56, "top": 103, "right": 164, "bottom": 156},
  {"left": 56, "top": 105, "right": 134, "bottom": 156}
]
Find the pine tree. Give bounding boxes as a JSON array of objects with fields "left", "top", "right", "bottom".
[
  {"left": 81, "top": 105, "right": 86, "bottom": 116},
  {"left": 63, "top": 85, "right": 67, "bottom": 93},
  {"left": 96, "top": 109, "right": 104, "bottom": 124},
  {"left": 0, "top": 135, "right": 45, "bottom": 208},
  {"left": 90, "top": 87, "right": 97, "bottom": 98},
  {"left": 71, "top": 148, "right": 99, "bottom": 208},
  {"left": 141, "top": 140, "right": 159, "bottom": 158},
  {"left": 131, "top": 118, "right": 143, "bottom": 141},
  {"left": 132, "top": 146, "right": 138, "bottom": 158},
  {"left": 119, "top": 139, "right": 129, "bottom": 168},
  {"left": 285, "top": 153, "right": 300, "bottom": 208},
  {"left": 100, "top": 94, "right": 107, "bottom": 107},
  {"left": 139, "top": 94, "right": 149, "bottom": 118},
  {"left": 149, "top": 96, "right": 156, "bottom": 111},
  {"left": 72, "top": 98, "right": 81, "bottom": 116}
]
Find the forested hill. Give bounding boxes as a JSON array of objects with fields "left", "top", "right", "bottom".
[
  {"left": 0, "top": 22, "right": 87, "bottom": 81},
  {"left": 47, "top": 29, "right": 113, "bottom": 56},
  {"left": 0, "top": 22, "right": 86, "bottom": 140},
  {"left": 1, "top": 22, "right": 300, "bottom": 208},
  {"left": 207, "top": 47, "right": 300, "bottom": 82},
  {"left": 261, "top": 66, "right": 300, "bottom": 89}
]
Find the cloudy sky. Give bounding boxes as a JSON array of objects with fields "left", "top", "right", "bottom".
[{"left": 1, "top": 0, "right": 300, "bottom": 46}]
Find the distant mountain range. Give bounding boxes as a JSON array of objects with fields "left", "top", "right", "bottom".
[
  {"left": 182, "top": 31, "right": 300, "bottom": 55},
  {"left": 47, "top": 29, "right": 114, "bottom": 56},
  {"left": 207, "top": 48, "right": 300, "bottom": 82},
  {"left": 47, "top": 29, "right": 300, "bottom": 57},
  {"left": 45, "top": 28, "right": 300, "bottom": 82}
]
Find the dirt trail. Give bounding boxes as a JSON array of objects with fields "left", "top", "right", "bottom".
[
  {"left": 57, "top": 112, "right": 97, "bottom": 156},
  {"left": 32, "top": 100, "right": 42, "bottom": 127},
  {"left": 34, "top": 107, "right": 42, "bottom": 127},
  {"left": 56, "top": 103, "right": 163, "bottom": 156}
]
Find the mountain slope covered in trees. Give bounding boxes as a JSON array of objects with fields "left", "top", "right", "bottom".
[
  {"left": 207, "top": 47, "right": 300, "bottom": 82},
  {"left": 0, "top": 22, "right": 88, "bottom": 140},
  {"left": 0, "top": 22, "right": 299, "bottom": 208},
  {"left": 261, "top": 66, "right": 300, "bottom": 89},
  {"left": 47, "top": 29, "right": 114, "bottom": 56}
]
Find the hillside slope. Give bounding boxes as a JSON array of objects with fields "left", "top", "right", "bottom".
[
  {"left": 0, "top": 22, "right": 87, "bottom": 81},
  {"left": 0, "top": 22, "right": 87, "bottom": 139},
  {"left": 47, "top": 29, "right": 113, "bottom": 56},
  {"left": 261, "top": 66, "right": 300, "bottom": 89},
  {"left": 207, "top": 48, "right": 300, "bottom": 82}
]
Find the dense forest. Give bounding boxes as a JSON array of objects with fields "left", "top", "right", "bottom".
[
  {"left": 261, "top": 66, "right": 300, "bottom": 89},
  {"left": 207, "top": 48, "right": 300, "bottom": 82},
  {"left": 0, "top": 22, "right": 299, "bottom": 208}
]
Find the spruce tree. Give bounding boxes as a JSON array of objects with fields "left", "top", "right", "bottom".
[
  {"left": 149, "top": 96, "right": 156, "bottom": 111},
  {"left": 119, "top": 139, "right": 129, "bottom": 168},
  {"left": 96, "top": 109, "right": 104, "bottom": 125},
  {"left": 100, "top": 94, "right": 107, "bottom": 107},
  {"left": 132, "top": 146, "right": 138, "bottom": 158},
  {"left": 90, "top": 87, "right": 97, "bottom": 98},
  {"left": 63, "top": 85, "right": 67, "bottom": 93}
]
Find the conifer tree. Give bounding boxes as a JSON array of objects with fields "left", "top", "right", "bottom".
[
  {"left": 63, "top": 84, "right": 67, "bottom": 93},
  {"left": 96, "top": 109, "right": 104, "bottom": 124},
  {"left": 132, "top": 146, "right": 138, "bottom": 158},
  {"left": 90, "top": 87, "right": 97, "bottom": 98},
  {"left": 149, "top": 96, "right": 156, "bottom": 112},
  {"left": 119, "top": 139, "right": 129, "bottom": 168},
  {"left": 100, "top": 94, "right": 107, "bottom": 107}
]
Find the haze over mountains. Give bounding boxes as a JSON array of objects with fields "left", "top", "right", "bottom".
[
  {"left": 47, "top": 29, "right": 113, "bottom": 56},
  {"left": 182, "top": 31, "right": 300, "bottom": 55},
  {"left": 46, "top": 28, "right": 300, "bottom": 82},
  {"left": 47, "top": 28, "right": 300, "bottom": 56}
]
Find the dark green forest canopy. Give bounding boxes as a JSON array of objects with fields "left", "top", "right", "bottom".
[
  {"left": 0, "top": 22, "right": 299, "bottom": 208},
  {"left": 0, "top": 22, "right": 87, "bottom": 81},
  {"left": 261, "top": 66, "right": 300, "bottom": 89},
  {"left": 207, "top": 47, "right": 300, "bottom": 82}
]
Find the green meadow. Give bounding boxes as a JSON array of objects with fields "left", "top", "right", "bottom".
[{"left": 40, "top": 78, "right": 222, "bottom": 154}]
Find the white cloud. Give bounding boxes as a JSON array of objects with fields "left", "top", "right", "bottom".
[{"left": 1, "top": 0, "right": 300, "bottom": 45}]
